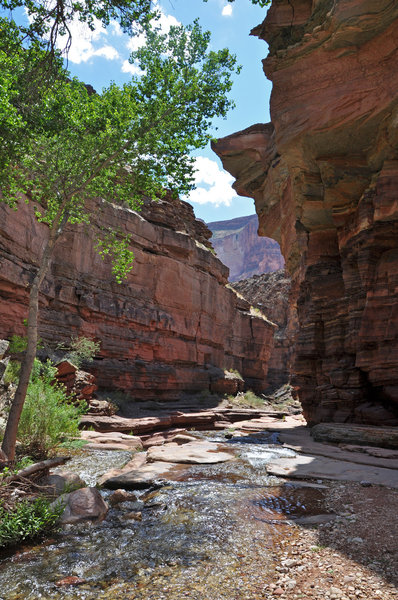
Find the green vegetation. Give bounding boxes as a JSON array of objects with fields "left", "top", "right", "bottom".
[
  {"left": 0, "top": 8, "right": 239, "bottom": 462},
  {"left": 229, "top": 390, "right": 265, "bottom": 408},
  {"left": 58, "top": 336, "right": 101, "bottom": 368},
  {"left": 2, "top": 361, "right": 20, "bottom": 388},
  {"left": 16, "top": 360, "right": 86, "bottom": 459},
  {"left": 0, "top": 497, "right": 64, "bottom": 549},
  {"left": 227, "top": 369, "right": 244, "bottom": 381}
]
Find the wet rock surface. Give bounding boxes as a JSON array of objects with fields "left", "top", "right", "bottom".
[{"left": 0, "top": 419, "right": 397, "bottom": 599}]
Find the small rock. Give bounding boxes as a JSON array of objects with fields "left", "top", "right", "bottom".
[
  {"left": 274, "top": 588, "right": 284, "bottom": 596},
  {"left": 121, "top": 511, "right": 142, "bottom": 521},
  {"left": 360, "top": 481, "right": 371, "bottom": 487},
  {"left": 55, "top": 576, "right": 86, "bottom": 587},
  {"left": 109, "top": 489, "right": 138, "bottom": 506}
]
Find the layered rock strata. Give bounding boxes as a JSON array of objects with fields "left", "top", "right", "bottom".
[
  {"left": 231, "top": 270, "right": 296, "bottom": 388},
  {"left": 0, "top": 195, "right": 275, "bottom": 399},
  {"left": 207, "top": 214, "right": 284, "bottom": 281},
  {"left": 213, "top": 0, "right": 398, "bottom": 424}
]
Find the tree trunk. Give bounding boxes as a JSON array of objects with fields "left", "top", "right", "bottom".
[{"left": 1, "top": 210, "right": 65, "bottom": 463}]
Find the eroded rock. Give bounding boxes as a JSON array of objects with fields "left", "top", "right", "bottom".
[
  {"left": 213, "top": 0, "right": 398, "bottom": 425},
  {"left": 56, "top": 487, "right": 109, "bottom": 524}
]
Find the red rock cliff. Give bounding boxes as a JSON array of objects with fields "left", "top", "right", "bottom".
[
  {"left": 207, "top": 214, "right": 284, "bottom": 281},
  {"left": 213, "top": 0, "right": 398, "bottom": 425},
  {"left": 0, "top": 196, "right": 275, "bottom": 398}
]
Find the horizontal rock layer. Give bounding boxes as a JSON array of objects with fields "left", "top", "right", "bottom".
[
  {"left": 0, "top": 194, "right": 275, "bottom": 399},
  {"left": 213, "top": 0, "right": 398, "bottom": 425}
]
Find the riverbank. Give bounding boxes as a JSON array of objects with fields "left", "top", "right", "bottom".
[{"left": 265, "top": 481, "right": 398, "bottom": 599}]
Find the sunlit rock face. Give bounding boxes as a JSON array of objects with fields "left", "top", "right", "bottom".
[
  {"left": 213, "top": 0, "right": 398, "bottom": 425},
  {"left": 0, "top": 195, "right": 275, "bottom": 398},
  {"left": 207, "top": 214, "right": 284, "bottom": 282}
]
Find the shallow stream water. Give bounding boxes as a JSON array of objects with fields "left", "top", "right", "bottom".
[{"left": 0, "top": 431, "right": 326, "bottom": 600}]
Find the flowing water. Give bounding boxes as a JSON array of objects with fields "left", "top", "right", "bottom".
[{"left": 0, "top": 431, "right": 326, "bottom": 600}]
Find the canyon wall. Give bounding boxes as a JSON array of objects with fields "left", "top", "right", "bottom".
[
  {"left": 214, "top": 0, "right": 398, "bottom": 425},
  {"left": 231, "top": 271, "right": 296, "bottom": 389},
  {"left": 207, "top": 214, "right": 284, "bottom": 281},
  {"left": 0, "top": 196, "right": 275, "bottom": 399}
]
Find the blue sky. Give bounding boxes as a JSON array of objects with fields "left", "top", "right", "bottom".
[{"left": 20, "top": 1, "right": 272, "bottom": 223}]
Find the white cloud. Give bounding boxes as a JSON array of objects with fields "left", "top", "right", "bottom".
[
  {"left": 222, "top": 4, "right": 233, "bottom": 17},
  {"left": 121, "top": 60, "right": 144, "bottom": 76},
  {"left": 126, "top": 31, "right": 147, "bottom": 52},
  {"left": 189, "top": 157, "right": 237, "bottom": 207},
  {"left": 65, "top": 20, "right": 121, "bottom": 64},
  {"left": 93, "top": 45, "right": 120, "bottom": 60}
]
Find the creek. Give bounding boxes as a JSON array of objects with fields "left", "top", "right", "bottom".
[{"left": 0, "top": 431, "right": 326, "bottom": 600}]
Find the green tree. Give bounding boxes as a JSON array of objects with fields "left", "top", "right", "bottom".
[
  {"left": 0, "top": 19, "right": 239, "bottom": 462},
  {"left": 0, "top": 0, "right": 156, "bottom": 51}
]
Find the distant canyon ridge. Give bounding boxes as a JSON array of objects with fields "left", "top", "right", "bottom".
[{"left": 207, "top": 214, "right": 284, "bottom": 282}]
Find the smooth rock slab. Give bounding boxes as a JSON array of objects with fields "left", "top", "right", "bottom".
[
  {"left": 101, "top": 461, "right": 187, "bottom": 490},
  {"left": 266, "top": 455, "right": 398, "bottom": 488},
  {"left": 147, "top": 440, "right": 235, "bottom": 464},
  {"left": 80, "top": 430, "right": 143, "bottom": 451}
]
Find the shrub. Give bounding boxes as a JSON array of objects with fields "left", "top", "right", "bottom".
[
  {"left": 229, "top": 390, "right": 265, "bottom": 409},
  {"left": 0, "top": 497, "right": 64, "bottom": 548},
  {"left": 17, "top": 360, "right": 86, "bottom": 459},
  {"left": 3, "top": 360, "right": 21, "bottom": 387},
  {"left": 63, "top": 336, "right": 100, "bottom": 367}
]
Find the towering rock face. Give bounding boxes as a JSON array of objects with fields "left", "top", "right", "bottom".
[
  {"left": 0, "top": 196, "right": 275, "bottom": 398},
  {"left": 231, "top": 270, "right": 296, "bottom": 388},
  {"left": 207, "top": 214, "right": 284, "bottom": 281},
  {"left": 213, "top": 0, "right": 398, "bottom": 425}
]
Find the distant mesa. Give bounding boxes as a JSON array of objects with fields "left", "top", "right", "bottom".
[{"left": 207, "top": 214, "right": 284, "bottom": 282}]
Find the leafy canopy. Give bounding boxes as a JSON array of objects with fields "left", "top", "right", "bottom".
[
  {"left": 0, "top": 0, "right": 155, "bottom": 51},
  {"left": 0, "top": 19, "right": 239, "bottom": 280}
]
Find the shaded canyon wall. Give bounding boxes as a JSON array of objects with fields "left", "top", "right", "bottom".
[
  {"left": 0, "top": 196, "right": 275, "bottom": 399},
  {"left": 214, "top": 0, "right": 398, "bottom": 424}
]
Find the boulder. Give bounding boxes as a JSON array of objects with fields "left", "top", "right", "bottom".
[
  {"left": 41, "top": 471, "right": 86, "bottom": 496},
  {"left": 56, "top": 487, "right": 108, "bottom": 524},
  {"left": 56, "top": 362, "right": 97, "bottom": 401},
  {"left": 0, "top": 339, "right": 9, "bottom": 360},
  {"left": 210, "top": 371, "right": 244, "bottom": 395}
]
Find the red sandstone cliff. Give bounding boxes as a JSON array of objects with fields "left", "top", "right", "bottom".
[
  {"left": 0, "top": 196, "right": 275, "bottom": 398},
  {"left": 213, "top": 0, "right": 398, "bottom": 425},
  {"left": 207, "top": 214, "right": 284, "bottom": 281}
]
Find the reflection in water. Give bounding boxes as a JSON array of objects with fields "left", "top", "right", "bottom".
[{"left": 0, "top": 433, "right": 325, "bottom": 600}]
